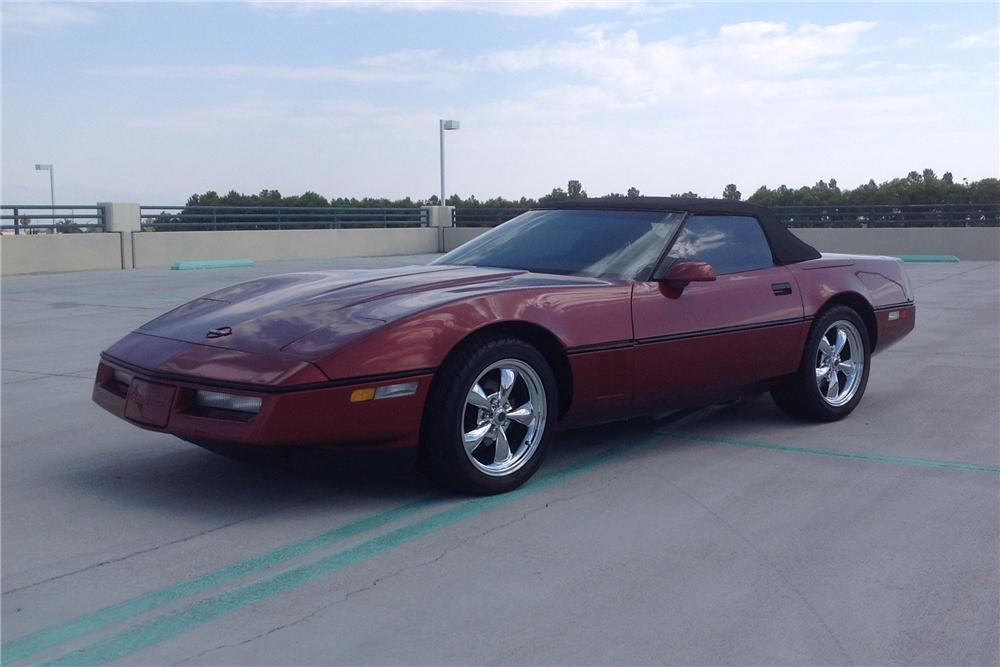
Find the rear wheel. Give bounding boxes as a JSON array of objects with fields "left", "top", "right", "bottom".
[
  {"left": 772, "top": 306, "right": 870, "bottom": 422},
  {"left": 420, "top": 337, "right": 558, "bottom": 495}
]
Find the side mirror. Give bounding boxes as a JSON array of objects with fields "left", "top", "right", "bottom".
[{"left": 657, "top": 259, "right": 716, "bottom": 288}]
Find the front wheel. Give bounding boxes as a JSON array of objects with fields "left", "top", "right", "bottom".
[
  {"left": 772, "top": 306, "right": 871, "bottom": 422},
  {"left": 420, "top": 337, "right": 558, "bottom": 495}
]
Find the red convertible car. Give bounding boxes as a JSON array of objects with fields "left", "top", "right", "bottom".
[{"left": 93, "top": 198, "right": 915, "bottom": 493}]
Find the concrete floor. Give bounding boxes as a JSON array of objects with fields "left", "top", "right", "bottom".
[{"left": 2, "top": 257, "right": 997, "bottom": 666}]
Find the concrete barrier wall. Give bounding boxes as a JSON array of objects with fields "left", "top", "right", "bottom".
[
  {"left": 2, "top": 226, "right": 996, "bottom": 276},
  {"left": 445, "top": 226, "right": 1000, "bottom": 260},
  {"left": 0, "top": 233, "right": 124, "bottom": 275},
  {"left": 792, "top": 227, "right": 1000, "bottom": 261},
  {"left": 442, "top": 227, "right": 491, "bottom": 251},
  {"left": 132, "top": 228, "right": 440, "bottom": 268}
]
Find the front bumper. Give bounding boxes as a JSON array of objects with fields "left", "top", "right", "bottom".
[{"left": 92, "top": 358, "right": 432, "bottom": 451}]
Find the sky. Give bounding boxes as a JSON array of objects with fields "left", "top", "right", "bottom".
[{"left": 2, "top": 1, "right": 998, "bottom": 204}]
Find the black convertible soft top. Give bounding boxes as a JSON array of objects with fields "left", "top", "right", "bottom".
[{"left": 536, "top": 196, "right": 821, "bottom": 265}]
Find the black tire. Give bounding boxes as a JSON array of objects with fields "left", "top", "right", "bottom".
[
  {"left": 772, "top": 305, "right": 871, "bottom": 422},
  {"left": 419, "top": 336, "right": 559, "bottom": 495}
]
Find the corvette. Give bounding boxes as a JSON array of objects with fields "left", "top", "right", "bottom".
[{"left": 93, "top": 198, "right": 915, "bottom": 494}]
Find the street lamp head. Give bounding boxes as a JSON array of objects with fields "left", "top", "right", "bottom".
[
  {"left": 35, "top": 164, "right": 52, "bottom": 171},
  {"left": 438, "top": 120, "right": 460, "bottom": 202}
]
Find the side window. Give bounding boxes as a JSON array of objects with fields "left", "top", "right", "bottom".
[{"left": 667, "top": 215, "right": 775, "bottom": 275}]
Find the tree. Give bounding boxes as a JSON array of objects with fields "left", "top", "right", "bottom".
[
  {"left": 968, "top": 178, "right": 1000, "bottom": 203},
  {"left": 809, "top": 180, "right": 838, "bottom": 205},
  {"left": 748, "top": 185, "right": 773, "bottom": 205},
  {"left": 285, "top": 191, "right": 329, "bottom": 207},
  {"left": 539, "top": 187, "right": 567, "bottom": 203},
  {"left": 539, "top": 181, "right": 588, "bottom": 204},
  {"left": 56, "top": 219, "right": 83, "bottom": 233},
  {"left": 181, "top": 169, "right": 999, "bottom": 218},
  {"left": 257, "top": 189, "right": 282, "bottom": 205}
]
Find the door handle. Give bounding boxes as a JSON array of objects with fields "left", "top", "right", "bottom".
[{"left": 771, "top": 282, "right": 793, "bottom": 296}]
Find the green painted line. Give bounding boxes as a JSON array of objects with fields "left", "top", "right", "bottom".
[
  {"left": 42, "top": 434, "right": 665, "bottom": 666},
  {"left": 171, "top": 259, "right": 255, "bottom": 270},
  {"left": 893, "top": 254, "right": 959, "bottom": 263},
  {"left": 663, "top": 432, "right": 1000, "bottom": 474},
  {"left": 0, "top": 499, "right": 441, "bottom": 665}
]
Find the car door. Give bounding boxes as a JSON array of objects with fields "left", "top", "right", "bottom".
[{"left": 631, "top": 214, "right": 807, "bottom": 410}]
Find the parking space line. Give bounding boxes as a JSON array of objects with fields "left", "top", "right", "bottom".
[
  {"left": 39, "top": 432, "right": 670, "bottom": 666},
  {"left": 661, "top": 432, "right": 1000, "bottom": 474},
  {"left": 1, "top": 498, "right": 443, "bottom": 665}
]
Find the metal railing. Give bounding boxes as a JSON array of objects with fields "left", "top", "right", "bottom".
[
  {"left": 453, "top": 203, "right": 1000, "bottom": 228},
  {"left": 140, "top": 206, "right": 428, "bottom": 231},
  {"left": 3, "top": 203, "right": 995, "bottom": 234},
  {"left": 1, "top": 205, "right": 105, "bottom": 234},
  {"left": 774, "top": 203, "right": 999, "bottom": 228}
]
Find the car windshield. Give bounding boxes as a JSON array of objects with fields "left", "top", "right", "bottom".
[{"left": 434, "top": 209, "right": 684, "bottom": 280}]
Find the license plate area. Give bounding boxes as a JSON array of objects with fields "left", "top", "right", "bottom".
[{"left": 125, "top": 378, "right": 176, "bottom": 428}]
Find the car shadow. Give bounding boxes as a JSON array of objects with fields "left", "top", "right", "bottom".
[
  {"left": 57, "top": 396, "right": 792, "bottom": 519},
  {"left": 673, "top": 393, "right": 839, "bottom": 431},
  {"left": 56, "top": 441, "right": 442, "bottom": 522}
]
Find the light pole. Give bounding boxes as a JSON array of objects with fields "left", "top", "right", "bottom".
[
  {"left": 35, "top": 164, "right": 54, "bottom": 227},
  {"left": 439, "top": 120, "right": 459, "bottom": 204}
]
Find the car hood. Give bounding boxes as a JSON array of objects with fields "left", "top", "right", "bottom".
[{"left": 137, "top": 264, "right": 584, "bottom": 357}]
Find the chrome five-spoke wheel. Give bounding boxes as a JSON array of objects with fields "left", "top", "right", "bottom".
[
  {"left": 462, "top": 359, "right": 547, "bottom": 477},
  {"left": 421, "top": 336, "right": 557, "bottom": 494},
  {"left": 772, "top": 305, "right": 871, "bottom": 422},
  {"left": 815, "top": 319, "right": 865, "bottom": 407}
]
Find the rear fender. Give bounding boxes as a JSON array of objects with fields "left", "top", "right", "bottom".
[{"left": 790, "top": 255, "right": 914, "bottom": 353}]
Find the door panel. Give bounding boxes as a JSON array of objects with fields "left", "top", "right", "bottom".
[{"left": 631, "top": 266, "right": 806, "bottom": 408}]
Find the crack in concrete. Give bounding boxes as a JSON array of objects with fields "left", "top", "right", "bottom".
[
  {"left": 911, "top": 263, "right": 994, "bottom": 291},
  {"left": 662, "top": 477, "right": 857, "bottom": 665},
  {"left": 170, "top": 482, "right": 615, "bottom": 665},
  {"left": 1, "top": 296, "right": 163, "bottom": 311},
  {"left": 2, "top": 368, "right": 93, "bottom": 380},
  {"left": 2, "top": 500, "right": 317, "bottom": 597}
]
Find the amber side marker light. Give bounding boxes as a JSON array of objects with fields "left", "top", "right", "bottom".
[
  {"left": 350, "top": 387, "right": 376, "bottom": 402},
  {"left": 350, "top": 382, "right": 419, "bottom": 403}
]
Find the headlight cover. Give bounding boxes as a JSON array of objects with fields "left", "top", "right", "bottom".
[{"left": 195, "top": 390, "right": 262, "bottom": 414}]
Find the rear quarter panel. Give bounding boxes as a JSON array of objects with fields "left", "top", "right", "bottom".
[{"left": 789, "top": 254, "right": 915, "bottom": 352}]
